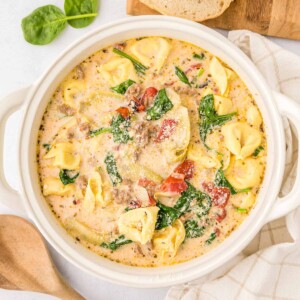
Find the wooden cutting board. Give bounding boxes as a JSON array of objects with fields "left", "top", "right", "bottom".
[{"left": 127, "top": 0, "right": 300, "bottom": 40}]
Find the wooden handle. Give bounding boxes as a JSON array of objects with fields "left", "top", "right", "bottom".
[{"left": 127, "top": 0, "right": 300, "bottom": 40}]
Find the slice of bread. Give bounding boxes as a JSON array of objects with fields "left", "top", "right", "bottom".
[{"left": 139, "top": 0, "right": 234, "bottom": 22}]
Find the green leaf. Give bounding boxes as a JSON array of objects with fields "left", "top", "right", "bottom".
[
  {"left": 111, "top": 79, "right": 136, "bottom": 95},
  {"left": 104, "top": 153, "right": 122, "bottom": 186},
  {"left": 205, "top": 232, "right": 217, "bottom": 245},
  {"left": 21, "top": 4, "right": 98, "bottom": 45},
  {"left": 236, "top": 207, "right": 248, "bottom": 213},
  {"left": 113, "top": 48, "right": 148, "bottom": 74},
  {"left": 155, "top": 182, "right": 211, "bottom": 230},
  {"left": 146, "top": 88, "right": 173, "bottom": 121},
  {"left": 199, "top": 94, "right": 236, "bottom": 143},
  {"left": 175, "top": 66, "right": 191, "bottom": 87},
  {"left": 64, "top": 0, "right": 98, "bottom": 28},
  {"left": 89, "top": 127, "right": 112, "bottom": 137},
  {"left": 43, "top": 143, "right": 52, "bottom": 151},
  {"left": 59, "top": 169, "right": 79, "bottom": 185},
  {"left": 193, "top": 53, "right": 205, "bottom": 60},
  {"left": 21, "top": 5, "right": 67, "bottom": 45},
  {"left": 253, "top": 146, "right": 264, "bottom": 157},
  {"left": 184, "top": 220, "right": 205, "bottom": 238},
  {"left": 111, "top": 114, "right": 132, "bottom": 144},
  {"left": 214, "top": 169, "right": 237, "bottom": 195},
  {"left": 101, "top": 235, "right": 132, "bottom": 251}
]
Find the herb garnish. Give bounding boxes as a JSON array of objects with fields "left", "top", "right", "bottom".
[
  {"left": 111, "top": 79, "right": 136, "bottom": 95},
  {"left": 198, "top": 68, "right": 204, "bottom": 77},
  {"left": 205, "top": 232, "right": 217, "bottom": 245},
  {"left": 199, "top": 94, "right": 236, "bottom": 143},
  {"left": 253, "top": 146, "right": 264, "bottom": 157},
  {"left": 193, "top": 53, "right": 205, "bottom": 60},
  {"left": 59, "top": 169, "right": 79, "bottom": 185},
  {"left": 43, "top": 143, "right": 52, "bottom": 151},
  {"left": 146, "top": 88, "right": 173, "bottom": 120},
  {"left": 113, "top": 48, "right": 148, "bottom": 74},
  {"left": 101, "top": 235, "right": 132, "bottom": 251},
  {"left": 236, "top": 207, "right": 248, "bottom": 213},
  {"left": 89, "top": 127, "right": 112, "bottom": 137},
  {"left": 104, "top": 153, "right": 122, "bottom": 186},
  {"left": 175, "top": 66, "right": 191, "bottom": 87},
  {"left": 184, "top": 220, "right": 205, "bottom": 238}
]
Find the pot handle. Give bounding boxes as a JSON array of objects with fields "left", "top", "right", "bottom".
[
  {"left": 0, "top": 86, "right": 31, "bottom": 214},
  {"left": 266, "top": 91, "right": 300, "bottom": 223}
]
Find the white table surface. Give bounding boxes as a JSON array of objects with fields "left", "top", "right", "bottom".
[{"left": 0, "top": 1, "right": 300, "bottom": 299}]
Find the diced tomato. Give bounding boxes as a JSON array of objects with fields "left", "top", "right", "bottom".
[
  {"left": 128, "top": 199, "right": 142, "bottom": 209},
  {"left": 116, "top": 107, "right": 130, "bottom": 119},
  {"left": 215, "top": 228, "right": 221, "bottom": 236},
  {"left": 202, "top": 182, "right": 215, "bottom": 193},
  {"left": 202, "top": 182, "right": 230, "bottom": 208},
  {"left": 131, "top": 96, "right": 145, "bottom": 112},
  {"left": 190, "top": 63, "right": 202, "bottom": 69},
  {"left": 148, "top": 195, "right": 157, "bottom": 206},
  {"left": 142, "top": 87, "right": 158, "bottom": 100},
  {"left": 156, "top": 119, "right": 178, "bottom": 142},
  {"left": 160, "top": 175, "right": 188, "bottom": 194},
  {"left": 138, "top": 178, "right": 156, "bottom": 188},
  {"left": 216, "top": 208, "right": 227, "bottom": 223},
  {"left": 174, "top": 160, "right": 195, "bottom": 180}
]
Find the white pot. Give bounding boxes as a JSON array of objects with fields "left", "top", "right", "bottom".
[{"left": 1, "top": 16, "right": 300, "bottom": 288}]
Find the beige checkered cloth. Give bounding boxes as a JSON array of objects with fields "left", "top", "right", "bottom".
[{"left": 167, "top": 30, "right": 300, "bottom": 300}]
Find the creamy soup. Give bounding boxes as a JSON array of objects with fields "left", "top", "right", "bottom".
[{"left": 37, "top": 37, "right": 266, "bottom": 267}]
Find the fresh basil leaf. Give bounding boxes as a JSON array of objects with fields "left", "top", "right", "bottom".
[
  {"left": 21, "top": 5, "right": 67, "bottom": 45},
  {"left": 59, "top": 169, "right": 79, "bottom": 185},
  {"left": 113, "top": 48, "right": 148, "bottom": 74},
  {"left": 184, "top": 220, "right": 205, "bottom": 238},
  {"left": 101, "top": 235, "right": 132, "bottom": 251},
  {"left": 89, "top": 127, "right": 112, "bottom": 137},
  {"left": 43, "top": 143, "right": 52, "bottom": 151},
  {"left": 104, "top": 153, "right": 122, "bottom": 186},
  {"left": 193, "top": 53, "right": 205, "bottom": 60},
  {"left": 199, "top": 94, "right": 236, "bottom": 143},
  {"left": 111, "top": 79, "right": 136, "bottom": 95},
  {"left": 146, "top": 88, "right": 173, "bottom": 121},
  {"left": 175, "top": 66, "right": 191, "bottom": 87},
  {"left": 205, "top": 232, "right": 217, "bottom": 245},
  {"left": 155, "top": 202, "right": 181, "bottom": 230},
  {"left": 64, "top": 0, "right": 98, "bottom": 28},
  {"left": 214, "top": 169, "right": 237, "bottom": 195},
  {"left": 111, "top": 114, "right": 132, "bottom": 144},
  {"left": 253, "top": 146, "right": 264, "bottom": 157}
]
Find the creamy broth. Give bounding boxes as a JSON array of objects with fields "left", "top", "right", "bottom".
[{"left": 37, "top": 37, "right": 266, "bottom": 267}]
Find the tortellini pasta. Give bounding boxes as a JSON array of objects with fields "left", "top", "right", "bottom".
[
  {"left": 153, "top": 219, "right": 185, "bottom": 258},
  {"left": 214, "top": 95, "right": 234, "bottom": 115},
  {"left": 163, "top": 105, "right": 191, "bottom": 163},
  {"left": 247, "top": 106, "right": 262, "bottom": 127},
  {"left": 83, "top": 171, "right": 111, "bottom": 212},
  {"left": 221, "top": 122, "right": 262, "bottom": 160},
  {"left": 209, "top": 57, "right": 228, "bottom": 95},
  {"left": 166, "top": 88, "right": 181, "bottom": 109},
  {"left": 231, "top": 191, "right": 256, "bottom": 209},
  {"left": 130, "top": 37, "right": 170, "bottom": 71},
  {"left": 225, "top": 157, "right": 264, "bottom": 189},
  {"left": 99, "top": 57, "right": 138, "bottom": 86},
  {"left": 44, "top": 142, "right": 81, "bottom": 170},
  {"left": 42, "top": 177, "right": 75, "bottom": 196},
  {"left": 63, "top": 79, "right": 86, "bottom": 108},
  {"left": 118, "top": 207, "right": 159, "bottom": 244}
]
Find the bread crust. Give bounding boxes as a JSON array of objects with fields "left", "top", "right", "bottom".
[{"left": 139, "top": 0, "right": 234, "bottom": 22}]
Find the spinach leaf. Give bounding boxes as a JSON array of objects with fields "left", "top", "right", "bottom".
[
  {"left": 253, "top": 146, "right": 264, "bottom": 157},
  {"left": 205, "top": 232, "right": 217, "bottom": 245},
  {"left": 21, "top": 4, "right": 98, "bottom": 45},
  {"left": 101, "top": 235, "right": 132, "bottom": 251},
  {"left": 199, "top": 94, "right": 236, "bottom": 143},
  {"left": 175, "top": 66, "right": 191, "bottom": 87},
  {"left": 189, "top": 193, "right": 211, "bottom": 218},
  {"left": 43, "top": 143, "right": 52, "bottom": 151},
  {"left": 111, "top": 114, "right": 132, "bottom": 144},
  {"left": 146, "top": 88, "right": 173, "bottom": 121},
  {"left": 155, "top": 182, "right": 211, "bottom": 230},
  {"left": 113, "top": 48, "right": 148, "bottom": 74},
  {"left": 155, "top": 202, "right": 181, "bottom": 230},
  {"left": 89, "top": 127, "right": 112, "bottom": 137},
  {"left": 184, "top": 220, "right": 205, "bottom": 238},
  {"left": 193, "top": 53, "right": 205, "bottom": 60},
  {"left": 64, "top": 0, "right": 98, "bottom": 28},
  {"left": 214, "top": 169, "right": 237, "bottom": 195},
  {"left": 59, "top": 169, "right": 79, "bottom": 185},
  {"left": 104, "top": 153, "right": 122, "bottom": 186},
  {"left": 111, "top": 79, "right": 136, "bottom": 95}
]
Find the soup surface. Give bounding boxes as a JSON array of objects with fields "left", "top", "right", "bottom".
[{"left": 37, "top": 37, "right": 266, "bottom": 267}]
